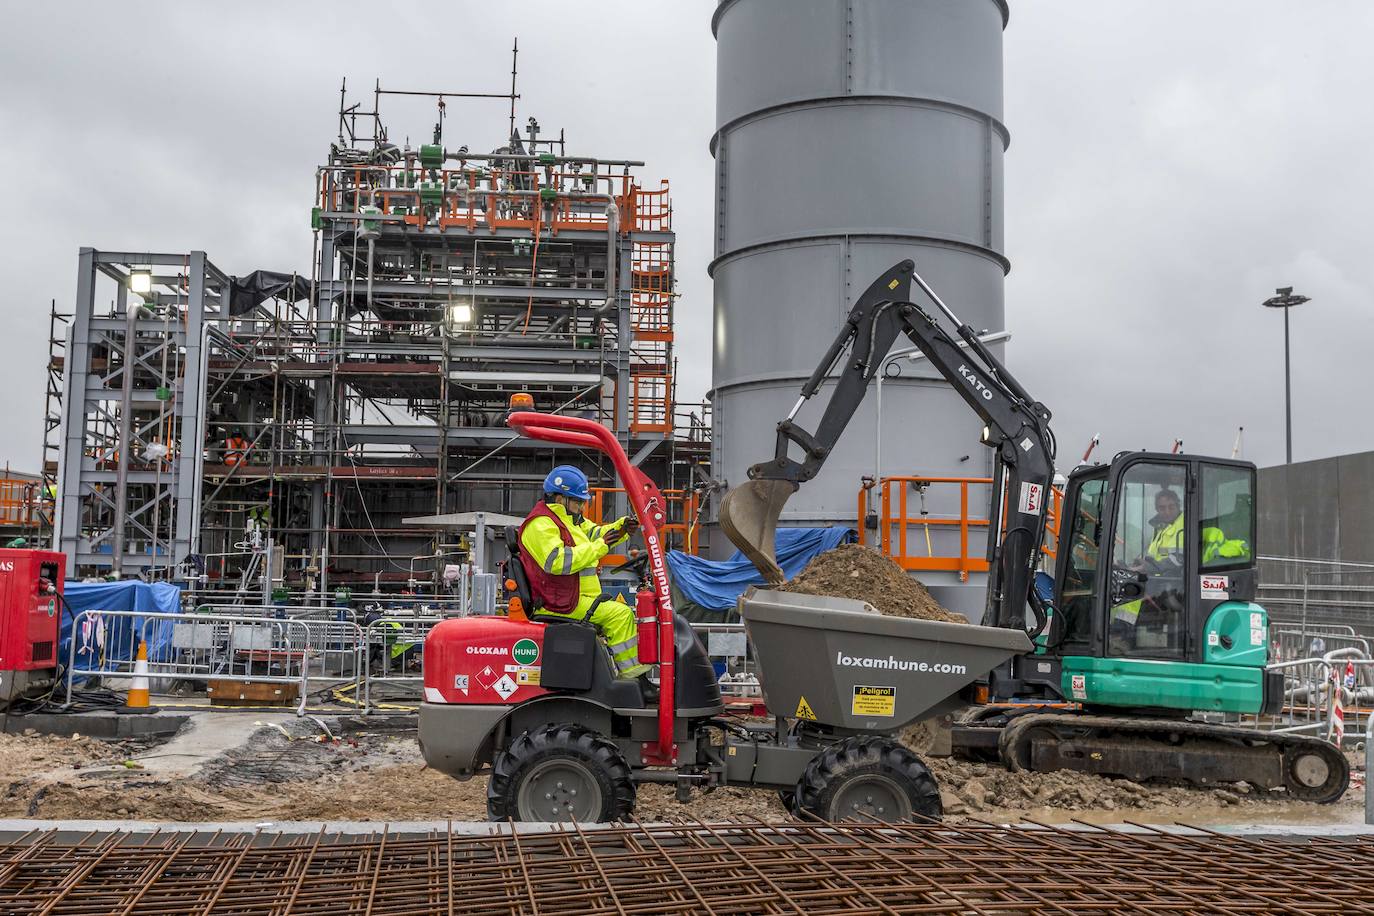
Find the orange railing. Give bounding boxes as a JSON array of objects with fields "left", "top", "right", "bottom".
[
  {"left": 629, "top": 180, "right": 672, "bottom": 232},
  {"left": 630, "top": 241, "right": 674, "bottom": 335},
  {"left": 0, "top": 477, "right": 45, "bottom": 528},
  {"left": 588, "top": 486, "right": 700, "bottom": 561},
  {"left": 857, "top": 475, "right": 1064, "bottom": 581},
  {"left": 320, "top": 165, "right": 672, "bottom": 237}
]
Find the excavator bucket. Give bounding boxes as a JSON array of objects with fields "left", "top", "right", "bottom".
[{"left": 719, "top": 478, "right": 798, "bottom": 585}]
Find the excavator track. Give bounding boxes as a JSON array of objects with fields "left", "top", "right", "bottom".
[{"left": 991, "top": 712, "right": 1349, "bottom": 804}]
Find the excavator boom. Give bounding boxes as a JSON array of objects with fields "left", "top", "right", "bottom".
[{"left": 719, "top": 260, "right": 1056, "bottom": 634}]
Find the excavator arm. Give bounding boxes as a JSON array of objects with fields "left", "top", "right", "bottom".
[{"left": 719, "top": 259, "right": 1056, "bottom": 635}]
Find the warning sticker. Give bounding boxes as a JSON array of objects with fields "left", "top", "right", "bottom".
[
  {"left": 1017, "top": 482, "right": 1044, "bottom": 515},
  {"left": 515, "top": 667, "right": 541, "bottom": 686},
  {"left": 887, "top": 278, "right": 900, "bottom": 290},
  {"left": 1070, "top": 674, "right": 1087, "bottom": 700},
  {"left": 1250, "top": 627, "right": 1265, "bottom": 647},
  {"left": 475, "top": 665, "right": 498, "bottom": 690},
  {"left": 851, "top": 685, "right": 896, "bottom": 718},
  {"left": 492, "top": 674, "right": 518, "bottom": 700},
  {"left": 1200, "top": 575, "right": 1229, "bottom": 599},
  {"left": 1250, "top": 612, "right": 1263, "bottom": 629},
  {"left": 1207, "top": 632, "right": 1220, "bottom": 647},
  {"left": 794, "top": 696, "right": 818, "bottom": 721}
]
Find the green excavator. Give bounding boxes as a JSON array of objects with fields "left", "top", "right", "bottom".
[{"left": 719, "top": 259, "right": 1348, "bottom": 802}]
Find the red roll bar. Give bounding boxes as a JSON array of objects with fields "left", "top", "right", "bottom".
[{"left": 506, "top": 411, "right": 678, "bottom": 765}]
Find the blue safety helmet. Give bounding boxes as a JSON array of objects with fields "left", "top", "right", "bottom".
[{"left": 544, "top": 465, "right": 591, "bottom": 501}]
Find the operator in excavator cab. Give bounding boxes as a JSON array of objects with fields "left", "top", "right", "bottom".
[
  {"left": 1144, "top": 487, "right": 1185, "bottom": 567},
  {"left": 1111, "top": 487, "right": 1251, "bottom": 650},
  {"left": 1111, "top": 488, "right": 1187, "bottom": 651},
  {"left": 519, "top": 465, "right": 655, "bottom": 697}
]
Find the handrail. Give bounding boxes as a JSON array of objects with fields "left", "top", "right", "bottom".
[
  {"left": 858, "top": 475, "right": 1063, "bottom": 581},
  {"left": 318, "top": 164, "right": 671, "bottom": 234}
]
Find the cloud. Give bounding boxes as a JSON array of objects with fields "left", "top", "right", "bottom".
[{"left": 3, "top": 0, "right": 1371, "bottom": 480}]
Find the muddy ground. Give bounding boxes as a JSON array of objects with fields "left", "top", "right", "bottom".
[{"left": 0, "top": 722, "right": 1362, "bottom": 827}]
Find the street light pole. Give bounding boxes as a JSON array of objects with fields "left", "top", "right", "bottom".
[{"left": 1262, "top": 287, "right": 1310, "bottom": 464}]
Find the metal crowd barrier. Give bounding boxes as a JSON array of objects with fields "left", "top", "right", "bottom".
[
  {"left": 65, "top": 609, "right": 362, "bottom": 716},
  {"left": 689, "top": 622, "right": 759, "bottom": 698},
  {"left": 64, "top": 610, "right": 774, "bottom": 714},
  {"left": 1270, "top": 622, "right": 1371, "bottom": 663},
  {"left": 193, "top": 603, "right": 361, "bottom": 626},
  {"left": 361, "top": 617, "right": 444, "bottom": 712},
  {"left": 1263, "top": 650, "right": 1374, "bottom": 744}
]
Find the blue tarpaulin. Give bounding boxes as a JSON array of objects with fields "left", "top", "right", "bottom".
[
  {"left": 666, "top": 527, "right": 856, "bottom": 613},
  {"left": 59, "top": 580, "right": 182, "bottom": 677}
]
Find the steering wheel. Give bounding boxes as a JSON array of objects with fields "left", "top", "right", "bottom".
[{"left": 608, "top": 552, "right": 651, "bottom": 577}]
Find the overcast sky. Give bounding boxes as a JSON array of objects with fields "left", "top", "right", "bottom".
[{"left": 2, "top": 1, "right": 1371, "bottom": 475}]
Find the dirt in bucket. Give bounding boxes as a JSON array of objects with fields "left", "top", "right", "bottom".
[{"left": 777, "top": 543, "right": 966, "bottom": 623}]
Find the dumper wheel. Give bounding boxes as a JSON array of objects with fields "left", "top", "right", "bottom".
[
  {"left": 796, "top": 736, "right": 941, "bottom": 822},
  {"left": 487, "top": 724, "right": 636, "bottom": 823}
]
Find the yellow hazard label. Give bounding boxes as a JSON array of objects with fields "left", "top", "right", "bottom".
[
  {"left": 887, "top": 279, "right": 900, "bottom": 290},
  {"left": 851, "top": 685, "right": 896, "bottom": 717},
  {"left": 794, "top": 696, "right": 818, "bottom": 721},
  {"left": 515, "top": 667, "right": 541, "bottom": 686}
]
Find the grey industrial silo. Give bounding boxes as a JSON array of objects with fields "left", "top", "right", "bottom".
[{"left": 709, "top": 0, "right": 1011, "bottom": 616}]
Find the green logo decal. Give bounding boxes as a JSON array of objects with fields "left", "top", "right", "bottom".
[{"left": 512, "top": 638, "right": 540, "bottom": 666}]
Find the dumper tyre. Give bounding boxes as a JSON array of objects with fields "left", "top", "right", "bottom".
[
  {"left": 795, "top": 736, "right": 941, "bottom": 822},
  {"left": 487, "top": 723, "right": 636, "bottom": 823}
]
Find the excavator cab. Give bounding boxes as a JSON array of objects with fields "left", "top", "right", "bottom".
[{"left": 1030, "top": 452, "right": 1276, "bottom": 716}]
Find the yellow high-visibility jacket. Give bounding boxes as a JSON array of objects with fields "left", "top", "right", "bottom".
[{"left": 520, "top": 502, "right": 632, "bottom": 607}]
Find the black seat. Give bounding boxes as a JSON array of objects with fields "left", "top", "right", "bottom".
[
  {"left": 503, "top": 525, "right": 540, "bottom": 614},
  {"left": 505, "top": 526, "right": 629, "bottom": 696}
]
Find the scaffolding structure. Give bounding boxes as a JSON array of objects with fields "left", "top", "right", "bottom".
[{"left": 50, "top": 76, "right": 709, "bottom": 595}]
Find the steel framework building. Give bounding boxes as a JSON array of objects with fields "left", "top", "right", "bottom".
[{"left": 50, "top": 82, "right": 707, "bottom": 594}]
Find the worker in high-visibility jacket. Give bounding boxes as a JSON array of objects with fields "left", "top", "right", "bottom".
[
  {"left": 223, "top": 429, "right": 250, "bottom": 466},
  {"left": 1111, "top": 488, "right": 1186, "bottom": 643},
  {"left": 1112, "top": 488, "right": 1254, "bottom": 645},
  {"left": 519, "top": 465, "right": 653, "bottom": 693}
]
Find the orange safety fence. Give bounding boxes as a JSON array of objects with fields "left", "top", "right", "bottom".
[
  {"left": 630, "top": 241, "right": 674, "bottom": 336},
  {"left": 587, "top": 486, "right": 700, "bottom": 564},
  {"left": 318, "top": 165, "right": 671, "bottom": 236},
  {"left": 857, "top": 476, "right": 1063, "bottom": 581},
  {"left": 629, "top": 180, "right": 672, "bottom": 233},
  {"left": 0, "top": 478, "right": 46, "bottom": 528}
]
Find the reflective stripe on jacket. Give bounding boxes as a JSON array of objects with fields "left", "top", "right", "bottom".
[
  {"left": 1147, "top": 514, "right": 1186, "bottom": 562},
  {"left": 519, "top": 501, "right": 583, "bottom": 614}
]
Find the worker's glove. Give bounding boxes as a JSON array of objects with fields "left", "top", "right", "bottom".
[{"left": 620, "top": 516, "right": 641, "bottom": 536}]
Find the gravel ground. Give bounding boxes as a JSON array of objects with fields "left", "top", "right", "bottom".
[{"left": 0, "top": 725, "right": 1360, "bottom": 826}]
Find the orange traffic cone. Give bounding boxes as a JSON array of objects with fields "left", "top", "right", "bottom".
[{"left": 126, "top": 640, "right": 151, "bottom": 709}]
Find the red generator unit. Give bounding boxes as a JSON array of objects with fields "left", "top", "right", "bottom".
[{"left": 0, "top": 548, "right": 66, "bottom": 704}]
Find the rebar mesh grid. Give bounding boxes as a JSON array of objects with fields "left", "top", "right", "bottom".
[{"left": 1, "top": 818, "right": 1371, "bottom": 915}]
